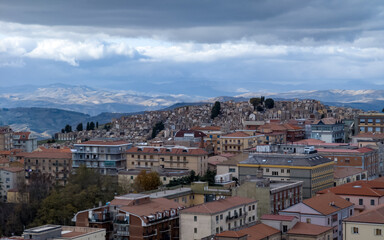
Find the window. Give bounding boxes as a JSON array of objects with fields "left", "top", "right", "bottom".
[
  {"left": 375, "top": 229, "right": 382, "bottom": 236},
  {"left": 216, "top": 215, "right": 219, "bottom": 222},
  {"left": 272, "top": 171, "right": 279, "bottom": 176},
  {"left": 346, "top": 198, "right": 350, "bottom": 201},
  {"left": 266, "top": 168, "right": 269, "bottom": 173},
  {"left": 287, "top": 169, "right": 290, "bottom": 173},
  {"left": 220, "top": 214, "right": 223, "bottom": 220},
  {"left": 229, "top": 168, "right": 236, "bottom": 172},
  {"left": 359, "top": 199, "right": 363, "bottom": 205},
  {"left": 281, "top": 169, "right": 284, "bottom": 173},
  {"left": 352, "top": 227, "right": 359, "bottom": 234},
  {"left": 216, "top": 227, "right": 219, "bottom": 233},
  {"left": 371, "top": 199, "right": 375, "bottom": 206},
  {"left": 283, "top": 225, "right": 288, "bottom": 233},
  {"left": 194, "top": 216, "right": 197, "bottom": 222},
  {"left": 252, "top": 205, "right": 255, "bottom": 210},
  {"left": 350, "top": 209, "right": 353, "bottom": 216},
  {"left": 306, "top": 218, "right": 311, "bottom": 223},
  {"left": 194, "top": 228, "right": 197, "bottom": 234}
]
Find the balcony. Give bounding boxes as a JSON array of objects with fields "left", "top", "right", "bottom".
[
  {"left": 159, "top": 227, "right": 171, "bottom": 233},
  {"left": 114, "top": 231, "right": 129, "bottom": 236},
  {"left": 143, "top": 230, "right": 157, "bottom": 238}
]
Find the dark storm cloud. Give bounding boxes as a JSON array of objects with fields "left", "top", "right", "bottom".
[{"left": 0, "top": 0, "right": 383, "bottom": 43}]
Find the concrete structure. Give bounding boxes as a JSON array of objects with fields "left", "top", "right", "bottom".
[
  {"left": 12, "top": 132, "right": 37, "bottom": 152},
  {"left": 0, "top": 126, "right": 13, "bottom": 151},
  {"left": 233, "top": 177, "right": 303, "bottom": 218},
  {"left": 318, "top": 178, "right": 384, "bottom": 214},
  {"left": 311, "top": 118, "right": 344, "bottom": 143},
  {"left": 280, "top": 192, "right": 354, "bottom": 240},
  {"left": 22, "top": 225, "right": 105, "bottom": 240},
  {"left": 174, "top": 130, "right": 206, "bottom": 143},
  {"left": 238, "top": 153, "right": 334, "bottom": 199},
  {"left": 356, "top": 113, "right": 384, "bottom": 134},
  {"left": 72, "top": 140, "right": 132, "bottom": 175},
  {"left": 216, "top": 154, "right": 249, "bottom": 179},
  {"left": 191, "top": 126, "right": 223, "bottom": 154},
  {"left": 24, "top": 148, "right": 72, "bottom": 186},
  {"left": 333, "top": 167, "right": 368, "bottom": 186},
  {"left": 343, "top": 203, "right": 384, "bottom": 240},
  {"left": 126, "top": 146, "right": 209, "bottom": 176},
  {"left": 286, "top": 222, "right": 333, "bottom": 240},
  {"left": 260, "top": 214, "right": 299, "bottom": 237},
  {"left": 74, "top": 194, "right": 183, "bottom": 240},
  {"left": 0, "top": 167, "right": 24, "bottom": 202},
  {"left": 220, "top": 131, "right": 261, "bottom": 154},
  {"left": 317, "top": 147, "right": 379, "bottom": 177},
  {"left": 180, "top": 196, "right": 258, "bottom": 240}
]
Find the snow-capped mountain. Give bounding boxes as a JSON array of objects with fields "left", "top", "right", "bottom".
[{"left": 0, "top": 84, "right": 200, "bottom": 115}]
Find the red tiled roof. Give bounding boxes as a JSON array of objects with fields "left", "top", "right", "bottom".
[
  {"left": 302, "top": 192, "right": 353, "bottom": 215},
  {"left": 191, "top": 126, "right": 221, "bottom": 131},
  {"left": 13, "top": 132, "right": 32, "bottom": 140},
  {"left": 287, "top": 222, "right": 333, "bottom": 236},
  {"left": 175, "top": 130, "right": 206, "bottom": 138},
  {"left": 23, "top": 149, "right": 72, "bottom": 159},
  {"left": 334, "top": 167, "right": 366, "bottom": 179},
  {"left": 119, "top": 198, "right": 183, "bottom": 222},
  {"left": 318, "top": 180, "right": 384, "bottom": 197},
  {"left": 344, "top": 203, "right": 384, "bottom": 224},
  {"left": 216, "top": 223, "right": 280, "bottom": 240},
  {"left": 78, "top": 140, "right": 130, "bottom": 146},
  {"left": 181, "top": 196, "right": 256, "bottom": 214},
  {"left": 353, "top": 132, "right": 384, "bottom": 139},
  {"left": 261, "top": 214, "right": 296, "bottom": 221},
  {"left": 317, "top": 147, "right": 375, "bottom": 154},
  {"left": 312, "top": 118, "right": 339, "bottom": 125},
  {"left": 127, "top": 147, "right": 208, "bottom": 156},
  {"left": 222, "top": 132, "right": 252, "bottom": 138},
  {"left": 294, "top": 139, "right": 326, "bottom": 145}
]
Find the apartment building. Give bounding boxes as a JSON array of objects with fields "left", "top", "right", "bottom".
[
  {"left": 343, "top": 203, "right": 384, "bottom": 240},
  {"left": 233, "top": 177, "right": 303, "bottom": 217},
  {"left": 12, "top": 132, "right": 38, "bottom": 152},
  {"left": 180, "top": 196, "right": 258, "bottom": 240},
  {"left": 24, "top": 148, "right": 72, "bottom": 186},
  {"left": 311, "top": 118, "right": 345, "bottom": 143},
  {"left": 0, "top": 126, "right": 13, "bottom": 151},
  {"left": 280, "top": 192, "right": 354, "bottom": 240},
  {"left": 334, "top": 167, "right": 368, "bottom": 186},
  {"left": 0, "top": 167, "right": 24, "bottom": 202},
  {"left": 74, "top": 194, "right": 183, "bottom": 240},
  {"left": 215, "top": 223, "right": 281, "bottom": 240},
  {"left": 317, "top": 178, "right": 384, "bottom": 214},
  {"left": 356, "top": 113, "right": 384, "bottom": 134},
  {"left": 191, "top": 126, "right": 223, "bottom": 154},
  {"left": 238, "top": 153, "right": 334, "bottom": 198},
  {"left": 317, "top": 147, "right": 379, "bottom": 177},
  {"left": 72, "top": 140, "right": 132, "bottom": 175},
  {"left": 220, "top": 131, "right": 260, "bottom": 154},
  {"left": 126, "top": 146, "right": 209, "bottom": 176}
]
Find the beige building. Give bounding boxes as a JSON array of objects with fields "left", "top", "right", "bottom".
[
  {"left": 180, "top": 196, "right": 258, "bottom": 240},
  {"left": 334, "top": 166, "right": 368, "bottom": 186},
  {"left": 126, "top": 146, "right": 209, "bottom": 175},
  {"left": 343, "top": 203, "right": 384, "bottom": 240},
  {"left": 220, "top": 131, "right": 262, "bottom": 154},
  {"left": 0, "top": 166, "right": 24, "bottom": 202},
  {"left": 0, "top": 126, "right": 13, "bottom": 151}
]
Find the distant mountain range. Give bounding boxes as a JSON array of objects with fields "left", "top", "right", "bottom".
[{"left": 1, "top": 84, "right": 383, "bottom": 138}]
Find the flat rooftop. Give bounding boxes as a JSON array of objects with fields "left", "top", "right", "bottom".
[{"left": 148, "top": 187, "right": 192, "bottom": 198}]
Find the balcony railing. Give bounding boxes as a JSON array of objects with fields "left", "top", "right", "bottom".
[
  {"left": 115, "top": 231, "right": 129, "bottom": 236},
  {"left": 143, "top": 230, "right": 157, "bottom": 238}
]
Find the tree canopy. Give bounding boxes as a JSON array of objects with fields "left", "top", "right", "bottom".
[
  {"left": 151, "top": 121, "right": 165, "bottom": 139},
  {"left": 76, "top": 123, "right": 83, "bottom": 131},
  {"left": 133, "top": 170, "right": 162, "bottom": 192},
  {"left": 211, "top": 101, "right": 221, "bottom": 119},
  {"left": 265, "top": 98, "right": 275, "bottom": 109}
]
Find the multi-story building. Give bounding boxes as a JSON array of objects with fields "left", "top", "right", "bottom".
[
  {"left": 72, "top": 140, "right": 132, "bottom": 175},
  {"left": 0, "top": 126, "right": 13, "bottom": 151},
  {"left": 174, "top": 130, "right": 206, "bottom": 143},
  {"left": 317, "top": 147, "right": 379, "bottom": 177},
  {"left": 333, "top": 167, "right": 368, "bottom": 186},
  {"left": 180, "top": 196, "right": 258, "bottom": 239},
  {"left": 356, "top": 113, "right": 384, "bottom": 134},
  {"left": 74, "top": 194, "right": 183, "bottom": 240},
  {"left": 24, "top": 148, "right": 72, "bottom": 186},
  {"left": 280, "top": 192, "right": 354, "bottom": 240},
  {"left": 12, "top": 132, "right": 38, "bottom": 152},
  {"left": 343, "top": 203, "right": 384, "bottom": 240},
  {"left": 21, "top": 225, "right": 106, "bottom": 240},
  {"left": 126, "top": 146, "right": 209, "bottom": 176},
  {"left": 238, "top": 153, "right": 334, "bottom": 198},
  {"left": 233, "top": 177, "right": 303, "bottom": 217},
  {"left": 220, "top": 131, "right": 260, "bottom": 154},
  {"left": 191, "top": 126, "right": 223, "bottom": 154},
  {"left": 215, "top": 222, "right": 281, "bottom": 240},
  {"left": 317, "top": 178, "right": 384, "bottom": 214},
  {"left": 0, "top": 167, "right": 24, "bottom": 202},
  {"left": 311, "top": 118, "right": 345, "bottom": 143}
]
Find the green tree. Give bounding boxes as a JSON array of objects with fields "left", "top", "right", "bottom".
[
  {"left": 200, "top": 170, "right": 216, "bottom": 186},
  {"left": 256, "top": 105, "right": 264, "bottom": 112},
  {"left": 211, "top": 101, "right": 221, "bottom": 119},
  {"left": 151, "top": 121, "right": 165, "bottom": 139},
  {"left": 382, "top": 108, "right": 384, "bottom": 113},
  {"left": 89, "top": 122, "right": 95, "bottom": 130},
  {"left": 133, "top": 170, "right": 162, "bottom": 192},
  {"left": 250, "top": 97, "right": 261, "bottom": 110},
  {"left": 86, "top": 122, "right": 90, "bottom": 131},
  {"left": 96, "top": 122, "right": 99, "bottom": 129},
  {"left": 265, "top": 98, "right": 275, "bottom": 109},
  {"left": 103, "top": 123, "right": 112, "bottom": 131},
  {"left": 64, "top": 124, "right": 72, "bottom": 133},
  {"left": 76, "top": 123, "right": 83, "bottom": 131}
]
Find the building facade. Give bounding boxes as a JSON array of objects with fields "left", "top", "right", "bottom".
[
  {"left": 356, "top": 113, "right": 384, "bottom": 134},
  {"left": 12, "top": 132, "right": 38, "bottom": 152},
  {"left": 311, "top": 118, "right": 345, "bottom": 143},
  {"left": 0, "top": 167, "right": 24, "bottom": 202},
  {"left": 0, "top": 126, "right": 13, "bottom": 151},
  {"left": 72, "top": 140, "right": 132, "bottom": 175}
]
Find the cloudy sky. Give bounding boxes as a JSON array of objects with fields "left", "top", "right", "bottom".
[{"left": 0, "top": 0, "right": 384, "bottom": 97}]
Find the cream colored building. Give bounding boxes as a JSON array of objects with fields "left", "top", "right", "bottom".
[
  {"left": 126, "top": 146, "right": 209, "bottom": 175},
  {"left": 180, "top": 196, "right": 258, "bottom": 240},
  {"left": 220, "top": 131, "right": 263, "bottom": 154},
  {"left": 343, "top": 204, "right": 384, "bottom": 240}
]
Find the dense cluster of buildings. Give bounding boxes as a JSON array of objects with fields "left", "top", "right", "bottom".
[{"left": 3, "top": 99, "right": 384, "bottom": 240}]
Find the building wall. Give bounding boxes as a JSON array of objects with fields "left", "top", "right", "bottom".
[
  {"left": 343, "top": 221, "right": 384, "bottom": 240},
  {"left": 357, "top": 113, "right": 384, "bottom": 134},
  {"left": 217, "top": 165, "right": 238, "bottom": 179},
  {"left": 233, "top": 182, "right": 270, "bottom": 218},
  {"left": 0, "top": 169, "right": 23, "bottom": 202},
  {"left": 287, "top": 229, "right": 333, "bottom": 240},
  {"left": 334, "top": 170, "right": 368, "bottom": 186},
  {"left": 334, "top": 194, "right": 384, "bottom": 213}
]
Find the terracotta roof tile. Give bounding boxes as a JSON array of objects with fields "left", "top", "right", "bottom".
[
  {"left": 312, "top": 118, "right": 340, "bottom": 125},
  {"left": 318, "top": 180, "right": 384, "bottom": 197},
  {"left": 181, "top": 196, "right": 257, "bottom": 214},
  {"left": 0, "top": 167, "right": 24, "bottom": 173},
  {"left": 216, "top": 223, "right": 280, "bottom": 240},
  {"left": 77, "top": 140, "right": 130, "bottom": 146},
  {"left": 334, "top": 167, "right": 366, "bottom": 179},
  {"left": 23, "top": 149, "right": 72, "bottom": 159},
  {"left": 303, "top": 192, "right": 353, "bottom": 215},
  {"left": 344, "top": 203, "right": 384, "bottom": 224},
  {"left": 127, "top": 146, "right": 208, "bottom": 156},
  {"left": 222, "top": 132, "right": 253, "bottom": 138},
  {"left": 191, "top": 126, "right": 221, "bottom": 131},
  {"left": 287, "top": 222, "right": 333, "bottom": 236},
  {"left": 261, "top": 214, "right": 296, "bottom": 221}
]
